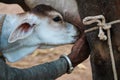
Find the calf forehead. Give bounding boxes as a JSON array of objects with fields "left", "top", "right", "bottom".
[{"left": 31, "top": 4, "right": 58, "bottom": 17}]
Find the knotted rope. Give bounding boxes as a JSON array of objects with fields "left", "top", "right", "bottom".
[{"left": 83, "top": 15, "right": 120, "bottom": 80}]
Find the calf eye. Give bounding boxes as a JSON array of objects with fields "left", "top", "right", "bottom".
[{"left": 53, "top": 16, "right": 62, "bottom": 22}]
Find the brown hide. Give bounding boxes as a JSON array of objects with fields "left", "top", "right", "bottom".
[{"left": 76, "top": 0, "right": 120, "bottom": 80}]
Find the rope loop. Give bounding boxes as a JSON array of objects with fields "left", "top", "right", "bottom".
[
  {"left": 83, "top": 15, "right": 120, "bottom": 80},
  {"left": 83, "top": 15, "right": 113, "bottom": 40}
]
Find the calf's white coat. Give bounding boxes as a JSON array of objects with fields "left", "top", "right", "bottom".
[{"left": 0, "top": 11, "right": 78, "bottom": 62}]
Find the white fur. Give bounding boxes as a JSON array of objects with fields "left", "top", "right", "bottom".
[{"left": 0, "top": 12, "right": 78, "bottom": 62}]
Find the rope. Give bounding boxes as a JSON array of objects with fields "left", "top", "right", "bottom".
[{"left": 83, "top": 15, "right": 120, "bottom": 80}]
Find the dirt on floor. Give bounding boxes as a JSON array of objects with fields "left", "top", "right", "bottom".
[{"left": 1, "top": 3, "right": 92, "bottom": 80}]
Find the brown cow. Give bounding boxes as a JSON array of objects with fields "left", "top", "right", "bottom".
[{"left": 76, "top": 0, "right": 120, "bottom": 80}]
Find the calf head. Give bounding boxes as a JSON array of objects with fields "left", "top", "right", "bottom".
[
  {"left": 25, "top": 0, "right": 81, "bottom": 28},
  {"left": 0, "top": 5, "right": 79, "bottom": 62}
]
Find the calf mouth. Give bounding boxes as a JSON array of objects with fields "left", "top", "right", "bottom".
[{"left": 73, "top": 26, "right": 82, "bottom": 41}]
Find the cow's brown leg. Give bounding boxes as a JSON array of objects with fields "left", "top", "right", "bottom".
[{"left": 76, "top": 0, "right": 120, "bottom": 80}]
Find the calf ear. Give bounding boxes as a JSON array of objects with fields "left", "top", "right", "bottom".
[{"left": 8, "top": 23, "right": 35, "bottom": 43}]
